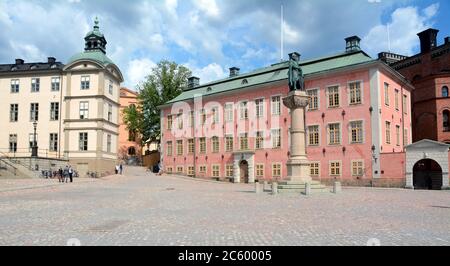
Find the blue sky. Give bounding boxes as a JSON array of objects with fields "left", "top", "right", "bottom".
[{"left": 0, "top": 0, "right": 448, "bottom": 89}]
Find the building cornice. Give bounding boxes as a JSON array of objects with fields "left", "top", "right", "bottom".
[
  {"left": 63, "top": 126, "right": 118, "bottom": 136},
  {"left": 64, "top": 118, "right": 119, "bottom": 128},
  {"left": 64, "top": 95, "right": 120, "bottom": 106}
]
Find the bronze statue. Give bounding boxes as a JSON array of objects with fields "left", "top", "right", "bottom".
[{"left": 288, "top": 52, "right": 305, "bottom": 91}]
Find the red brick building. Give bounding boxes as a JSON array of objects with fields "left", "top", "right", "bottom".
[{"left": 380, "top": 28, "right": 450, "bottom": 143}]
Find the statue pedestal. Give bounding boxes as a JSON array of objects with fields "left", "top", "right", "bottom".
[{"left": 282, "top": 90, "right": 311, "bottom": 183}]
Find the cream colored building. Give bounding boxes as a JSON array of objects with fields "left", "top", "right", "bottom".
[{"left": 0, "top": 18, "right": 123, "bottom": 176}]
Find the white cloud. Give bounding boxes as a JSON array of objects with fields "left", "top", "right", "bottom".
[
  {"left": 362, "top": 3, "right": 440, "bottom": 56},
  {"left": 184, "top": 62, "right": 227, "bottom": 84},
  {"left": 192, "top": 0, "right": 220, "bottom": 18},
  {"left": 127, "top": 58, "right": 156, "bottom": 89}
]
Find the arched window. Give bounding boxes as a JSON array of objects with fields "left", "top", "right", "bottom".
[
  {"left": 442, "top": 86, "right": 449, "bottom": 98},
  {"left": 128, "top": 147, "right": 136, "bottom": 156},
  {"left": 443, "top": 110, "right": 450, "bottom": 131}
]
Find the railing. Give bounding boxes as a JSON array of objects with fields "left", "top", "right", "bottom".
[
  {"left": 0, "top": 148, "right": 66, "bottom": 160},
  {"left": 0, "top": 151, "right": 18, "bottom": 176}
]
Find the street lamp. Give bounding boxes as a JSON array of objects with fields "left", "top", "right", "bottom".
[{"left": 31, "top": 120, "right": 38, "bottom": 157}]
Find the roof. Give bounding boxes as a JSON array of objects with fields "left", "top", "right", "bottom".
[
  {"left": 166, "top": 51, "right": 373, "bottom": 105},
  {"left": 67, "top": 50, "right": 115, "bottom": 67},
  {"left": 0, "top": 62, "right": 64, "bottom": 74}
]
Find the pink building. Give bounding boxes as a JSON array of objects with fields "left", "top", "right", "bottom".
[{"left": 159, "top": 36, "right": 414, "bottom": 187}]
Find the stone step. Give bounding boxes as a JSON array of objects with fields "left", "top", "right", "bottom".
[
  {"left": 278, "top": 185, "right": 327, "bottom": 190},
  {"left": 278, "top": 188, "right": 330, "bottom": 194}
]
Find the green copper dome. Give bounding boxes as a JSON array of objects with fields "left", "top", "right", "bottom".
[{"left": 68, "top": 50, "right": 115, "bottom": 66}]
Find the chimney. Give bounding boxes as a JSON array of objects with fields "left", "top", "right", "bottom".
[
  {"left": 15, "top": 59, "right": 24, "bottom": 65},
  {"left": 345, "top": 36, "right": 361, "bottom": 52},
  {"left": 445, "top": 37, "right": 450, "bottom": 45},
  {"left": 229, "top": 67, "right": 240, "bottom": 77},
  {"left": 187, "top": 76, "right": 200, "bottom": 90},
  {"left": 417, "top": 28, "right": 439, "bottom": 53},
  {"left": 48, "top": 57, "right": 56, "bottom": 64}
]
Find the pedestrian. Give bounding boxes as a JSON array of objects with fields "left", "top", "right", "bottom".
[
  {"left": 58, "top": 167, "right": 63, "bottom": 183},
  {"left": 119, "top": 163, "right": 123, "bottom": 175},
  {"left": 68, "top": 165, "right": 73, "bottom": 183},
  {"left": 64, "top": 165, "right": 69, "bottom": 183},
  {"left": 157, "top": 161, "right": 163, "bottom": 176},
  {"left": 115, "top": 164, "right": 119, "bottom": 175}
]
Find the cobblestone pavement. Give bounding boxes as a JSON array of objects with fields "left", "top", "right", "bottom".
[{"left": 0, "top": 166, "right": 449, "bottom": 246}]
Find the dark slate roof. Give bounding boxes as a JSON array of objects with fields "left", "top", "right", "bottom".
[{"left": 0, "top": 61, "right": 64, "bottom": 74}]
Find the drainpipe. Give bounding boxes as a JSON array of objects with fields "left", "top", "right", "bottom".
[
  {"left": 58, "top": 72, "right": 64, "bottom": 159},
  {"left": 193, "top": 107, "right": 197, "bottom": 178}
]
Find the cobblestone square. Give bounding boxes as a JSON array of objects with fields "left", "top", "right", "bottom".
[{"left": 0, "top": 167, "right": 449, "bottom": 246}]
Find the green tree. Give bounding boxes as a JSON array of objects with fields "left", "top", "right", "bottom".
[{"left": 123, "top": 60, "right": 192, "bottom": 146}]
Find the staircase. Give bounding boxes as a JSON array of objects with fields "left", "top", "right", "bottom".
[
  {"left": 0, "top": 157, "right": 36, "bottom": 179},
  {"left": 277, "top": 180, "right": 330, "bottom": 194}
]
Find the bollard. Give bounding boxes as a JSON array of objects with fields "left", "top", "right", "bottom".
[
  {"left": 272, "top": 182, "right": 278, "bottom": 195},
  {"left": 263, "top": 181, "right": 269, "bottom": 192},
  {"left": 255, "top": 181, "right": 261, "bottom": 194},
  {"left": 333, "top": 181, "right": 342, "bottom": 194},
  {"left": 304, "top": 182, "right": 311, "bottom": 196}
]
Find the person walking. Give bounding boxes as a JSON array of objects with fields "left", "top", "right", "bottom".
[
  {"left": 119, "top": 163, "right": 123, "bottom": 175},
  {"left": 64, "top": 165, "right": 69, "bottom": 183},
  {"left": 58, "top": 167, "right": 63, "bottom": 183},
  {"left": 68, "top": 165, "right": 74, "bottom": 183},
  {"left": 115, "top": 164, "right": 119, "bottom": 175}
]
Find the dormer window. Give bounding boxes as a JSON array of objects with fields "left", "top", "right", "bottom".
[
  {"left": 241, "top": 79, "right": 248, "bottom": 85},
  {"left": 207, "top": 87, "right": 212, "bottom": 92},
  {"left": 11, "top": 66, "right": 17, "bottom": 71},
  {"left": 30, "top": 65, "right": 38, "bottom": 70}
]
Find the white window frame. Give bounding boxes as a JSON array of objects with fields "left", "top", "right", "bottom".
[
  {"left": 272, "top": 163, "right": 282, "bottom": 178},
  {"left": 351, "top": 160, "right": 365, "bottom": 177},
  {"left": 348, "top": 120, "right": 364, "bottom": 144},
  {"left": 225, "top": 103, "right": 234, "bottom": 122},
  {"left": 271, "top": 128, "right": 282, "bottom": 149},
  {"left": 255, "top": 98, "right": 265, "bottom": 118},
  {"left": 327, "top": 122, "right": 341, "bottom": 146},
  {"left": 306, "top": 88, "right": 320, "bottom": 111},
  {"left": 329, "top": 160, "right": 342, "bottom": 177},
  {"left": 271, "top": 95, "right": 282, "bottom": 116},
  {"left": 310, "top": 161, "right": 320, "bottom": 177},
  {"left": 326, "top": 85, "right": 340, "bottom": 108},
  {"left": 348, "top": 80, "right": 363, "bottom": 105},
  {"left": 307, "top": 124, "right": 320, "bottom": 146}
]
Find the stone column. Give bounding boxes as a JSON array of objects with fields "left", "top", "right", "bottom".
[{"left": 282, "top": 90, "right": 311, "bottom": 183}]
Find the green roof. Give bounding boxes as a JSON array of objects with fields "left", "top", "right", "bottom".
[
  {"left": 166, "top": 51, "right": 373, "bottom": 105},
  {"left": 68, "top": 50, "right": 115, "bottom": 67}
]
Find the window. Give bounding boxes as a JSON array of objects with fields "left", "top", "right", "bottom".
[
  {"left": 79, "top": 132, "right": 88, "bottom": 151},
  {"left": 225, "top": 135, "right": 233, "bottom": 152},
  {"left": 349, "top": 82, "right": 361, "bottom": 105},
  {"left": 79, "top": 102, "right": 89, "bottom": 119},
  {"left": 307, "top": 89, "right": 319, "bottom": 110},
  {"left": 256, "top": 164, "right": 264, "bottom": 178},
  {"left": 107, "top": 134, "right": 112, "bottom": 153},
  {"left": 328, "top": 123, "right": 341, "bottom": 145},
  {"left": 396, "top": 125, "right": 400, "bottom": 146},
  {"left": 330, "top": 161, "right": 341, "bottom": 176},
  {"left": 384, "top": 83, "right": 390, "bottom": 106},
  {"left": 212, "top": 136, "right": 220, "bottom": 153},
  {"left": 444, "top": 110, "right": 450, "bottom": 131},
  {"left": 9, "top": 134, "right": 17, "bottom": 152},
  {"left": 177, "top": 112, "right": 183, "bottom": 129},
  {"left": 29, "top": 133, "right": 37, "bottom": 152},
  {"left": 395, "top": 89, "right": 399, "bottom": 110},
  {"left": 212, "top": 165, "right": 220, "bottom": 178},
  {"left": 351, "top": 161, "right": 364, "bottom": 176},
  {"left": 328, "top": 86, "right": 340, "bottom": 108},
  {"left": 176, "top": 140, "right": 183, "bottom": 155},
  {"left": 385, "top": 121, "right": 391, "bottom": 144},
  {"left": 272, "top": 163, "right": 281, "bottom": 177},
  {"left": 226, "top": 164, "right": 234, "bottom": 178},
  {"left": 200, "top": 109, "right": 207, "bottom": 125},
  {"left": 403, "top": 95, "right": 408, "bottom": 114},
  {"left": 30, "top": 103, "right": 39, "bottom": 121},
  {"left": 187, "top": 166, "right": 195, "bottom": 177},
  {"left": 166, "top": 167, "right": 173, "bottom": 174},
  {"left": 10, "top": 104, "right": 19, "bottom": 122},
  {"left": 443, "top": 86, "right": 449, "bottom": 98},
  {"left": 310, "top": 162, "right": 320, "bottom": 177},
  {"left": 255, "top": 131, "right": 264, "bottom": 149},
  {"left": 225, "top": 104, "right": 233, "bottom": 122},
  {"left": 167, "top": 115, "right": 173, "bottom": 130},
  {"left": 167, "top": 141, "right": 173, "bottom": 156},
  {"left": 350, "top": 121, "right": 363, "bottom": 144},
  {"left": 188, "top": 139, "right": 194, "bottom": 154},
  {"left": 255, "top": 98, "right": 264, "bottom": 118},
  {"left": 81, "top": 76, "right": 90, "bottom": 90},
  {"left": 109, "top": 80, "right": 113, "bottom": 95},
  {"left": 107, "top": 104, "right": 113, "bottom": 122},
  {"left": 128, "top": 147, "right": 136, "bottom": 155},
  {"left": 49, "top": 133, "right": 58, "bottom": 152},
  {"left": 271, "top": 96, "right": 281, "bottom": 115},
  {"left": 211, "top": 107, "right": 219, "bottom": 124},
  {"left": 128, "top": 130, "right": 136, "bottom": 141},
  {"left": 308, "top": 125, "right": 320, "bottom": 146},
  {"left": 271, "top": 129, "right": 281, "bottom": 148},
  {"left": 51, "top": 77, "right": 60, "bottom": 91},
  {"left": 404, "top": 129, "right": 409, "bottom": 146},
  {"left": 10, "top": 79, "right": 19, "bottom": 93},
  {"left": 199, "top": 138, "right": 206, "bottom": 154},
  {"left": 50, "top": 102, "right": 59, "bottom": 121},
  {"left": 199, "top": 165, "right": 207, "bottom": 174},
  {"left": 176, "top": 166, "right": 184, "bottom": 174},
  {"left": 239, "top": 133, "right": 248, "bottom": 150},
  {"left": 31, "top": 78, "right": 40, "bottom": 92},
  {"left": 240, "top": 101, "right": 248, "bottom": 120},
  {"left": 189, "top": 111, "right": 194, "bottom": 127}
]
